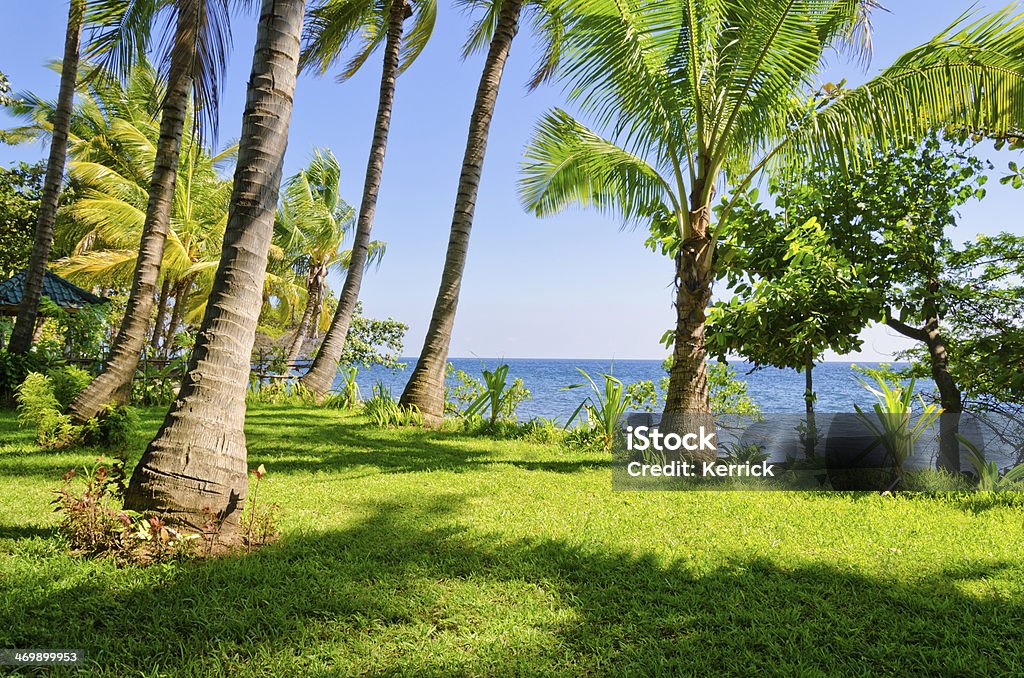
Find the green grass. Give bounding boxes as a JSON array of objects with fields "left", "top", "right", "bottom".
[{"left": 2, "top": 405, "right": 1024, "bottom": 676}]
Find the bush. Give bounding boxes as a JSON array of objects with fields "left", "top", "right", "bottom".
[
  {"left": 52, "top": 458, "right": 199, "bottom": 565},
  {"left": 48, "top": 364, "right": 93, "bottom": 409},
  {"left": 0, "top": 349, "right": 53, "bottom": 406},
  {"left": 364, "top": 382, "right": 421, "bottom": 428},
  {"left": 82, "top": 404, "right": 139, "bottom": 449},
  {"left": 16, "top": 372, "right": 79, "bottom": 448},
  {"left": 15, "top": 372, "right": 137, "bottom": 449},
  {"left": 246, "top": 380, "right": 316, "bottom": 406}
]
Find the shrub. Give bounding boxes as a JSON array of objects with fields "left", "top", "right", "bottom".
[
  {"left": 323, "top": 367, "right": 361, "bottom": 409},
  {"left": 0, "top": 349, "right": 53, "bottom": 406},
  {"left": 462, "top": 364, "right": 531, "bottom": 425},
  {"left": 364, "top": 382, "right": 421, "bottom": 428},
  {"left": 16, "top": 372, "right": 138, "bottom": 449},
  {"left": 246, "top": 380, "right": 316, "bottom": 406},
  {"left": 520, "top": 417, "right": 564, "bottom": 445},
  {"left": 82, "top": 405, "right": 139, "bottom": 449},
  {"left": 16, "top": 372, "right": 79, "bottom": 448},
  {"left": 48, "top": 364, "right": 93, "bottom": 409},
  {"left": 565, "top": 368, "right": 628, "bottom": 450},
  {"left": 51, "top": 457, "right": 198, "bottom": 564},
  {"left": 444, "top": 364, "right": 484, "bottom": 415}
]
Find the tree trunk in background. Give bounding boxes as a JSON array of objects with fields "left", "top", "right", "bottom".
[
  {"left": 8, "top": 0, "right": 84, "bottom": 354},
  {"left": 885, "top": 313, "right": 962, "bottom": 473},
  {"left": 398, "top": 0, "right": 524, "bottom": 425},
  {"left": 164, "top": 279, "right": 188, "bottom": 356},
  {"left": 150, "top": 278, "right": 171, "bottom": 353},
  {"left": 924, "top": 319, "right": 962, "bottom": 473},
  {"left": 68, "top": 10, "right": 196, "bottom": 421},
  {"left": 123, "top": 0, "right": 304, "bottom": 536},
  {"left": 285, "top": 276, "right": 320, "bottom": 366},
  {"left": 804, "top": 355, "right": 817, "bottom": 458},
  {"left": 299, "top": 0, "right": 408, "bottom": 396}
]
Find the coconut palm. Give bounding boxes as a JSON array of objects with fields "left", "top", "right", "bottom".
[
  {"left": 67, "top": 0, "right": 252, "bottom": 421},
  {"left": 398, "top": 0, "right": 566, "bottom": 423},
  {"left": 296, "top": 0, "right": 435, "bottom": 395},
  {"left": 8, "top": 59, "right": 239, "bottom": 355},
  {"left": 519, "top": 0, "right": 1024, "bottom": 419},
  {"left": 273, "top": 149, "right": 386, "bottom": 365},
  {"left": 8, "top": 0, "right": 86, "bottom": 354},
  {"left": 123, "top": 0, "right": 306, "bottom": 535}
]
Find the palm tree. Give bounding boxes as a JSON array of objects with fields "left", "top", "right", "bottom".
[
  {"left": 398, "top": 0, "right": 567, "bottom": 423},
  {"left": 8, "top": 0, "right": 85, "bottom": 354},
  {"left": 273, "top": 149, "right": 386, "bottom": 365},
  {"left": 296, "top": 0, "right": 435, "bottom": 396},
  {"left": 519, "top": 0, "right": 1024, "bottom": 422},
  {"left": 123, "top": 0, "right": 306, "bottom": 535},
  {"left": 67, "top": 0, "right": 248, "bottom": 421}
]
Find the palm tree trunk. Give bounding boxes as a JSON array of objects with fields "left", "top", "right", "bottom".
[
  {"left": 67, "top": 10, "right": 196, "bottom": 421},
  {"left": 660, "top": 192, "right": 716, "bottom": 462},
  {"left": 164, "top": 279, "right": 189, "bottom": 356},
  {"left": 285, "top": 276, "right": 320, "bottom": 365},
  {"left": 123, "top": 0, "right": 304, "bottom": 536},
  {"left": 150, "top": 278, "right": 171, "bottom": 353},
  {"left": 398, "top": 0, "right": 524, "bottom": 424},
  {"left": 299, "top": 0, "right": 409, "bottom": 396},
  {"left": 8, "top": 0, "right": 84, "bottom": 354}
]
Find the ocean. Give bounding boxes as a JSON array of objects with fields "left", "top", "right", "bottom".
[{"left": 336, "top": 358, "right": 929, "bottom": 420}]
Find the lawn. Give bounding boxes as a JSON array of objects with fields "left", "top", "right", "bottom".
[{"left": 2, "top": 405, "right": 1024, "bottom": 676}]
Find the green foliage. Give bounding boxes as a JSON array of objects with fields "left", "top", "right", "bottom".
[
  {"left": 0, "top": 349, "right": 54, "bottom": 406},
  {"left": 958, "top": 434, "right": 1024, "bottom": 492},
  {"left": 445, "top": 363, "right": 484, "bottom": 415},
  {"left": 48, "top": 365, "right": 93, "bottom": 410},
  {"left": 340, "top": 309, "right": 407, "bottom": 370},
  {"left": 0, "top": 161, "right": 45, "bottom": 279},
  {"left": 725, "top": 443, "right": 769, "bottom": 465},
  {"left": 14, "top": 371, "right": 137, "bottom": 450},
  {"left": 51, "top": 458, "right": 199, "bottom": 565},
  {"left": 131, "top": 357, "right": 187, "bottom": 407},
  {"left": 82, "top": 405, "right": 139, "bottom": 450},
  {"left": 463, "top": 364, "right": 531, "bottom": 425},
  {"left": 625, "top": 361, "right": 761, "bottom": 418},
  {"left": 363, "top": 382, "right": 422, "bottom": 428},
  {"left": 15, "top": 372, "right": 79, "bottom": 449},
  {"left": 565, "top": 368, "right": 628, "bottom": 451},
  {"left": 246, "top": 381, "right": 317, "bottom": 407},
  {"left": 323, "top": 367, "right": 361, "bottom": 410},
  {"left": 854, "top": 375, "right": 942, "bottom": 480}
]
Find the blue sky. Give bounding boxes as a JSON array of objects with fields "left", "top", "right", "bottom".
[{"left": 1, "top": 0, "right": 1021, "bottom": 360}]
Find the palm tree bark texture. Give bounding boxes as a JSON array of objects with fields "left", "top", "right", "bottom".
[
  {"left": 124, "top": 0, "right": 305, "bottom": 536},
  {"left": 68, "top": 6, "right": 197, "bottom": 421},
  {"left": 399, "top": 0, "right": 524, "bottom": 425},
  {"left": 8, "top": 0, "right": 84, "bottom": 354},
  {"left": 299, "top": 0, "right": 410, "bottom": 396}
]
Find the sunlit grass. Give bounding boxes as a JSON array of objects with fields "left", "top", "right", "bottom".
[{"left": 2, "top": 405, "right": 1023, "bottom": 675}]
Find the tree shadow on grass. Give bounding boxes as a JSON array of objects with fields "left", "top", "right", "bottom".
[
  {"left": 245, "top": 409, "right": 609, "bottom": 476},
  {"left": 2, "top": 496, "right": 1022, "bottom": 676}
]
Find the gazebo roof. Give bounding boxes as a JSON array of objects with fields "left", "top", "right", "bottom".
[{"left": 0, "top": 269, "right": 108, "bottom": 315}]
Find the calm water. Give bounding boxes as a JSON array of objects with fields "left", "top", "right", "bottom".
[{"left": 335, "top": 359, "right": 930, "bottom": 420}]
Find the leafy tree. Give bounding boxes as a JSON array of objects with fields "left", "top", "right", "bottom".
[
  {"left": 708, "top": 204, "right": 880, "bottom": 418},
  {"left": 0, "top": 70, "right": 17, "bottom": 108},
  {"left": 8, "top": 0, "right": 85, "bottom": 354},
  {"left": 298, "top": 0, "right": 436, "bottom": 396},
  {"left": 759, "top": 136, "right": 991, "bottom": 470},
  {"left": 0, "top": 162, "right": 46, "bottom": 280},
  {"left": 273, "top": 149, "right": 385, "bottom": 365},
  {"left": 519, "top": 0, "right": 1024, "bottom": 429},
  {"left": 124, "top": 0, "right": 306, "bottom": 536}
]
